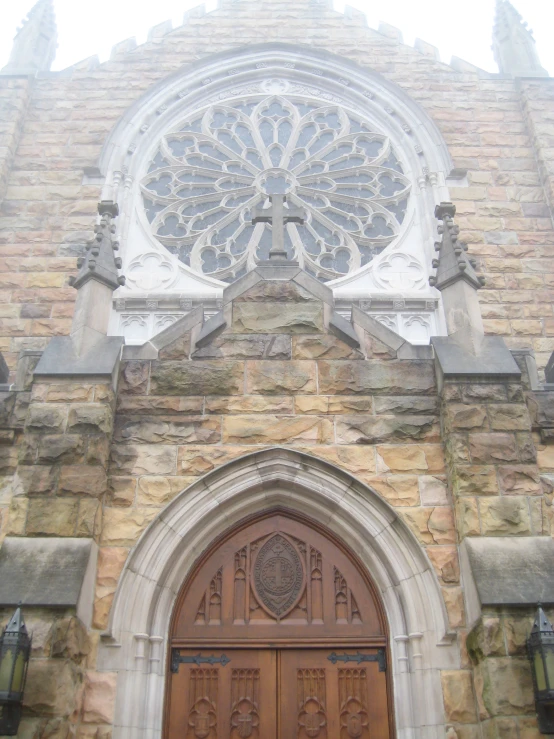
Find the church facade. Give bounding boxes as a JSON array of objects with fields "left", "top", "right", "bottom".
[{"left": 0, "top": 1, "right": 554, "bottom": 738}]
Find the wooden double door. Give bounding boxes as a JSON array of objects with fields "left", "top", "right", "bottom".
[
  {"left": 165, "top": 512, "right": 392, "bottom": 739},
  {"left": 167, "top": 647, "right": 389, "bottom": 738}
]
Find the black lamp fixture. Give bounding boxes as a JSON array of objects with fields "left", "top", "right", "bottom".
[
  {"left": 0, "top": 605, "right": 32, "bottom": 736},
  {"left": 527, "top": 606, "right": 554, "bottom": 735}
]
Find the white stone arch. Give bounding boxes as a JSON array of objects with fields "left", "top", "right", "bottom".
[
  {"left": 99, "top": 447, "right": 459, "bottom": 739},
  {"left": 95, "top": 43, "right": 455, "bottom": 342}
]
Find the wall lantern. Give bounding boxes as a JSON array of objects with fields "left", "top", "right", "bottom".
[
  {"left": 528, "top": 606, "right": 554, "bottom": 734},
  {"left": 0, "top": 605, "right": 32, "bottom": 736}
]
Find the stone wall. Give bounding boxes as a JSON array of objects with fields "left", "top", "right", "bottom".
[
  {"left": 0, "top": 0, "right": 554, "bottom": 376},
  {"left": 0, "top": 269, "right": 552, "bottom": 737}
]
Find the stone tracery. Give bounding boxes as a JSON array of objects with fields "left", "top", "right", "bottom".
[{"left": 141, "top": 94, "right": 411, "bottom": 282}]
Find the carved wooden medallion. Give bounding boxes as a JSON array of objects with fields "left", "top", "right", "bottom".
[{"left": 252, "top": 533, "right": 305, "bottom": 619}]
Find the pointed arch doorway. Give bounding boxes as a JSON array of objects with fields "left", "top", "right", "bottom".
[{"left": 165, "top": 510, "right": 393, "bottom": 739}]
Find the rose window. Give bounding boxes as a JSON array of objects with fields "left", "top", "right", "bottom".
[{"left": 141, "top": 95, "right": 411, "bottom": 283}]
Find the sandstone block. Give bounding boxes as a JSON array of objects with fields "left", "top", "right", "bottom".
[
  {"left": 476, "top": 658, "right": 534, "bottom": 717},
  {"left": 479, "top": 497, "right": 531, "bottom": 536},
  {"left": 419, "top": 476, "right": 448, "bottom": 506},
  {"left": 58, "top": 465, "right": 107, "bottom": 496},
  {"left": 305, "top": 446, "right": 375, "bottom": 476},
  {"left": 367, "top": 475, "right": 419, "bottom": 506},
  {"left": 374, "top": 396, "right": 438, "bottom": 415},
  {"left": 441, "top": 670, "right": 478, "bottom": 723},
  {"left": 82, "top": 672, "right": 117, "bottom": 724},
  {"left": 158, "top": 334, "right": 190, "bottom": 360},
  {"left": 447, "top": 434, "right": 471, "bottom": 465},
  {"left": 117, "top": 396, "right": 204, "bottom": 415},
  {"left": 110, "top": 444, "right": 177, "bottom": 475},
  {"left": 336, "top": 416, "right": 438, "bottom": 444},
  {"left": 87, "top": 436, "right": 110, "bottom": 467},
  {"left": 232, "top": 302, "right": 324, "bottom": 333},
  {"left": 443, "top": 586, "right": 465, "bottom": 628},
  {"left": 40, "top": 383, "right": 94, "bottom": 403},
  {"left": 6, "top": 497, "right": 28, "bottom": 536},
  {"left": 454, "top": 466, "right": 499, "bottom": 496},
  {"left": 177, "top": 445, "right": 251, "bottom": 476},
  {"left": 93, "top": 546, "right": 128, "bottom": 629},
  {"left": 50, "top": 616, "right": 90, "bottom": 662},
  {"left": 193, "top": 333, "right": 290, "bottom": 359},
  {"left": 292, "top": 335, "right": 362, "bottom": 360},
  {"left": 76, "top": 498, "right": 100, "bottom": 537},
  {"left": 16, "top": 465, "right": 57, "bottom": 495},
  {"left": 489, "top": 404, "right": 531, "bottom": 431},
  {"left": 246, "top": 360, "right": 316, "bottom": 394},
  {"left": 469, "top": 434, "right": 518, "bottom": 464},
  {"left": 377, "top": 444, "right": 445, "bottom": 473},
  {"left": 429, "top": 506, "right": 457, "bottom": 544},
  {"left": 318, "top": 361, "right": 435, "bottom": 395},
  {"left": 446, "top": 404, "right": 488, "bottom": 431},
  {"left": 27, "top": 498, "right": 78, "bottom": 536},
  {"left": 26, "top": 404, "right": 66, "bottom": 432},
  {"left": 234, "top": 281, "right": 314, "bottom": 302},
  {"left": 150, "top": 361, "right": 243, "bottom": 396},
  {"left": 327, "top": 397, "right": 375, "bottom": 414},
  {"left": 119, "top": 361, "right": 150, "bottom": 395},
  {"left": 115, "top": 417, "right": 220, "bottom": 444},
  {"left": 456, "top": 498, "right": 481, "bottom": 537},
  {"left": 293, "top": 396, "right": 329, "bottom": 414},
  {"left": 68, "top": 404, "right": 113, "bottom": 434},
  {"left": 101, "top": 507, "right": 158, "bottom": 546},
  {"left": 137, "top": 476, "right": 192, "bottom": 506},
  {"left": 515, "top": 431, "right": 537, "bottom": 464},
  {"left": 400, "top": 506, "right": 455, "bottom": 545},
  {"left": 223, "top": 416, "right": 333, "bottom": 444},
  {"left": 107, "top": 477, "right": 135, "bottom": 507},
  {"left": 206, "top": 395, "right": 294, "bottom": 414},
  {"left": 24, "top": 660, "right": 81, "bottom": 717},
  {"left": 427, "top": 546, "right": 460, "bottom": 583},
  {"left": 504, "top": 615, "right": 534, "bottom": 656},
  {"left": 497, "top": 465, "right": 542, "bottom": 495},
  {"left": 466, "top": 618, "right": 505, "bottom": 661},
  {"left": 37, "top": 435, "right": 84, "bottom": 464}
]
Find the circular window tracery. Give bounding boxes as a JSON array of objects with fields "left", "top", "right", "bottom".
[{"left": 141, "top": 94, "right": 411, "bottom": 283}]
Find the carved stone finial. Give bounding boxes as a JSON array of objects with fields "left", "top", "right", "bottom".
[
  {"left": 429, "top": 203, "right": 485, "bottom": 292},
  {"left": 69, "top": 201, "right": 126, "bottom": 291},
  {"left": 493, "top": 0, "right": 548, "bottom": 78},
  {"left": 2, "top": 0, "right": 57, "bottom": 74}
]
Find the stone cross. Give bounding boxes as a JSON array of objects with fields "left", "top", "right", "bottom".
[{"left": 252, "top": 195, "right": 305, "bottom": 261}]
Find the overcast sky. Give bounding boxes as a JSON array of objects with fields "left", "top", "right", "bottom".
[{"left": 0, "top": 0, "right": 552, "bottom": 75}]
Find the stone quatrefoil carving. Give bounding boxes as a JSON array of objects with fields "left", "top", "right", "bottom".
[{"left": 141, "top": 93, "right": 411, "bottom": 282}]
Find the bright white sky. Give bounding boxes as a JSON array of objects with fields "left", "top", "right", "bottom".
[{"left": 0, "top": 0, "right": 552, "bottom": 75}]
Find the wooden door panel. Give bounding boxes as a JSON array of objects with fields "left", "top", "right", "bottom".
[
  {"left": 173, "top": 514, "right": 385, "bottom": 642},
  {"left": 167, "top": 649, "right": 277, "bottom": 739},
  {"left": 279, "top": 649, "right": 390, "bottom": 739}
]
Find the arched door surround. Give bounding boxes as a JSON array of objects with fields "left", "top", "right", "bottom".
[
  {"left": 166, "top": 511, "right": 393, "bottom": 738},
  {"left": 99, "top": 447, "right": 457, "bottom": 739}
]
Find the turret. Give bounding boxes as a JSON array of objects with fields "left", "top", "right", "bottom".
[
  {"left": 2, "top": 0, "right": 57, "bottom": 74},
  {"left": 493, "top": 0, "right": 548, "bottom": 78}
]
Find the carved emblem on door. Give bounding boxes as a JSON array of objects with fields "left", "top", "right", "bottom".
[{"left": 252, "top": 534, "right": 305, "bottom": 618}]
